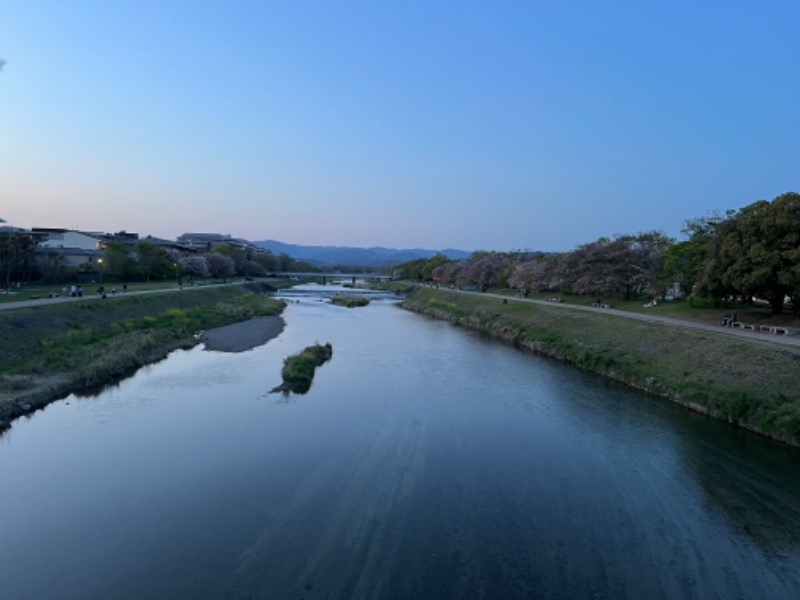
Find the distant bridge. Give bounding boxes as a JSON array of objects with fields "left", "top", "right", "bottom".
[{"left": 269, "top": 272, "right": 392, "bottom": 283}]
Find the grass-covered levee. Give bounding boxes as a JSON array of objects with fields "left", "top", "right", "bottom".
[
  {"left": 0, "top": 283, "right": 285, "bottom": 427},
  {"left": 401, "top": 287, "right": 800, "bottom": 447}
]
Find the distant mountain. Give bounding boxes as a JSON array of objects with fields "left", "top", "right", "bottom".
[{"left": 254, "top": 240, "right": 471, "bottom": 268}]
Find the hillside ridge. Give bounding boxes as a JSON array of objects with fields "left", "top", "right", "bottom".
[{"left": 254, "top": 240, "right": 470, "bottom": 267}]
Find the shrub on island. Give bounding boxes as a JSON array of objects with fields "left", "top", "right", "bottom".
[
  {"left": 330, "top": 295, "right": 370, "bottom": 307},
  {"left": 273, "top": 343, "right": 333, "bottom": 394}
]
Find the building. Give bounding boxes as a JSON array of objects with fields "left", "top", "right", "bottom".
[
  {"left": 176, "top": 233, "right": 238, "bottom": 252},
  {"left": 31, "top": 228, "right": 106, "bottom": 280},
  {"left": 33, "top": 228, "right": 105, "bottom": 251},
  {"left": 35, "top": 246, "right": 104, "bottom": 270},
  {"left": 176, "top": 232, "right": 271, "bottom": 258}
]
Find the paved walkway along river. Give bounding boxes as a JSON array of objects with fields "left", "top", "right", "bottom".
[
  {"left": 4, "top": 283, "right": 800, "bottom": 348},
  {"left": 0, "top": 281, "right": 249, "bottom": 310},
  {"left": 460, "top": 289, "right": 800, "bottom": 348}
]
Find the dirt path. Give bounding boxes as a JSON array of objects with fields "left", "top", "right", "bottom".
[
  {"left": 461, "top": 290, "right": 800, "bottom": 348},
  {"left": 5, "top": 283, "right": 799, "bottom": 348},
  {"left": 0, "top": 281, "right": 248, "bottom": 311}
]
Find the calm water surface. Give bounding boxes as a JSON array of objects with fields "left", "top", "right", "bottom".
[{"left": 1, "top": 294, "right": 799, "bottom": 599}]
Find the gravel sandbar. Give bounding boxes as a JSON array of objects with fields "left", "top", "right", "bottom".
[{"left": 199, "top": 315, "right": 285, "bottom": 352}]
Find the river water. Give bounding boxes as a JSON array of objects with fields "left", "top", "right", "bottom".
[{"left": 1, "top": 292, "right": 799, "bottom": 599}]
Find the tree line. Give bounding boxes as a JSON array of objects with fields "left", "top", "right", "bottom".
[
  {"left": 93, "top": 242, "right": 318, "bottom": 283},
  {"left": 391, "top": 192, "right": 800, "bottom": 315},
  {"left": 0, "top": 233, "right": 35, "bottom": 289},
  {"left": 0, "top": 237, "right": 317, "bottom": 287}
]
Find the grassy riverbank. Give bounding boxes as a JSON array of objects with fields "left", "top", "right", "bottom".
[
  {"left": 0, "top": 283, "right": 285, "bottom": 427},
  {"left": 401, "top": 287, "right": 800, "bottom": 447}
]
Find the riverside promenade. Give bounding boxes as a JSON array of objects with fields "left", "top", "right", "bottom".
[
  {"left": 457, "top": 289, "right": 800, "bottom": 349},
  {"left": 4, "top": 283, "right": 800, "bottom": 349},
  {"left": 0, "top": 281, "right": 249, "bottom": 311}
]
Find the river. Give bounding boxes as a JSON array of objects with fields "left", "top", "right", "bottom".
[{"left": 1, "top": 291, "right": 799, "bottom": 599}]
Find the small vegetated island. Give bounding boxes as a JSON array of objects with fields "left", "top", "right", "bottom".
[
  {"left": 272, "top": 343, "right": 333, "bottom": 394},
  {"left": 330, "top": 294, "right": 370, "bottom": 307}
]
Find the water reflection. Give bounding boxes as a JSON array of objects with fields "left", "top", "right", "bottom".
[
  {"left": 0, "top": 296, "right": 798, "bottom": 599},
  {"left": 678, "top": 417, "right": 800, "bottom": 557}
]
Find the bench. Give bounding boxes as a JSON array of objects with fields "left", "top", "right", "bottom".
[
  {"left": 730, "top": 322, "right": 798, "bottom": 336},
  {"left": 764, "top": 326, "right": 799, "bottom": 336}
]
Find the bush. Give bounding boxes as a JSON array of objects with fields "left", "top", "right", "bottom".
[
  {"left": 330, "top": 295, "right": 370, "bottom": 307},
  {"left": 279, "top": 343, "right": 333, "bottom": 394},
  {"left": 687, "top": 294, "right": 719, "bottom": 309}
]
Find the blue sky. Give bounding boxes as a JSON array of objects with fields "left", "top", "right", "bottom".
[{"left": 1, "top": 1, "right": 798, "bottom": 252}]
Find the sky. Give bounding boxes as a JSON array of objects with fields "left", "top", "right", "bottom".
[{"left": 1, "top": 1, "right": 798, "bottom": 253}]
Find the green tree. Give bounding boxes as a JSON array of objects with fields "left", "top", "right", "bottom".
[
  {"left": 421, "top": 253, "right": 450, "bottom": 281},
  {"left": 211, "top": 243, "right": 249, "bottom": 275},
  {"left": 0, "top": 233, "right": 15, "bottom": 288},
  {"left": 136, "top": 241, "right": 172, "bottom": 281},
  {"left": 663, "top": 213, "right": 723, "bottom": 299},
  {"left": 392, "top": 258, "right": 428, "bottom": 280},
  {"left": 699, "top": 192, "right": 800, "bottom": 314},
  {"left": 37, "top": 248, "right": 67, "bottom": 283},
  {"left": 101, "top": 242, "right": 137, "bottom": 281},
  {"left": 0, "top": 232, "right": 36, "bottom": 287},
  {"left": 255, "top": 252, "right": 281, "bottom": 273}
]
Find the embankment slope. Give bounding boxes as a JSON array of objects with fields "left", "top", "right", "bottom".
[{"left": 0, "top": 284, "right": 285, "bottom": 428}]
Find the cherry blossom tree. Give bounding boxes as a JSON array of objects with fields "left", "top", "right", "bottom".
[
  {"left": 456, "top": 252, "right": 515, "bottom": 290},
  {"left": 507, "top": 254, "right": 560, "bottom": 294},
  {"left": 203, "top": 252, "right": 236, "bottom": 279},
  {"left": 559, "top": 232, "right": 670, "bottom": 299},
  {"left": 180, "top": 255, "right": 210, "bottom": 279}
]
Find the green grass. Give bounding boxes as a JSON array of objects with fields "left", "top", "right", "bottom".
[
  {"left": 0, "top": 279, "right": 187, "bottom": 303},
  {"left": 370, "top": 280, "right": 418, "bottom": 294},
  {"left": 481, "top": 288, "right": 798, "bottom": 327},
  {"left": 0, "top": 276, "right": 302, "bottom": 304},
  {"left": 279, "top": 343, "right": 333, "bottom": 394},
  {"left": 330, "top": 295, "right": 370, "bottom": 307},
  {"left": 0, "top": 284, "right": 285, "bottom": 415}
]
